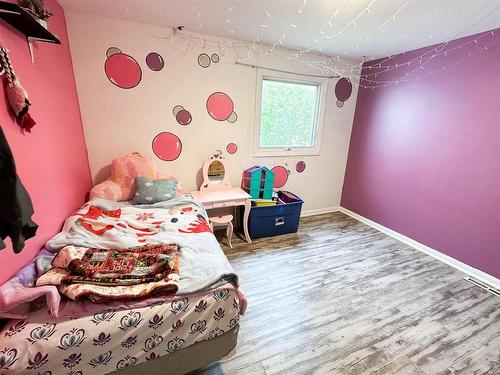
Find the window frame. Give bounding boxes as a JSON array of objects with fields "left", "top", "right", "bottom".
[{"left": 254, "top": 69, "right": 328, "bottom": 157}]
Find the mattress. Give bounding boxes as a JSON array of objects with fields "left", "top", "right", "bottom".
[{"left": 0, "top": 286, "right": 241, "bottom": 374}]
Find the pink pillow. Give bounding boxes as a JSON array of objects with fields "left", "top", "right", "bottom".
[{"left": 90, "top": 152, "right": 183, "bottom": 201}]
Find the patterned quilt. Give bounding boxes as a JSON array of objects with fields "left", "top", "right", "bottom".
[{"left": 36, "top": 244, "right": 181, "bottom": 301}]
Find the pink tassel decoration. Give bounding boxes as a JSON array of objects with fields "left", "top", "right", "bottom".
[{"left": 0, "top": 46, "right": 37, "bottom": 132}]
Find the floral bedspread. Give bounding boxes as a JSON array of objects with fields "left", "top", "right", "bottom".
[{"left": 0, "top": 287, "right": 240, "bottom": 374}]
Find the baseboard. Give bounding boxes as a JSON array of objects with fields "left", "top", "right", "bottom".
[
  {"left": 301, "top": 206, "right": 340, "bottom": 217},
  {"left": 338, "top": 207, "right": 500, "bottom": 291}
]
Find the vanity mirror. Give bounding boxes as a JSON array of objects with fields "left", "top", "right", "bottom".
[
  {"left": 208, "top": 160, "right": 225, "bottom": 183},
  {"left": 201, "top": 151, "right": 231, "bottom": 190}
]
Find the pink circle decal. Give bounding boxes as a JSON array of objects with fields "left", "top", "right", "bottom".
[
  {"left": 335, "top": 77, "right": 352, "bottom": 102},
  {"left": 272, "top": 166, "right": 288, "bottom": 188},
  {"left": 152, "top": 132, "right": 182, "bottom": 161},
  {"left": 296, "top": 161, "right": 306, "bottom": 173},
  {"left": 176, "top": 109, "right": 192, "bottom": 125},
  {"left": 226, "top": 143, "right": 238, "bottom": 154},
  {"left": 206, "top": 92, "right": 234, "bottom": 121},
  {"left": 104, "top": 52, "right": 142, "bottom": 89},
  {"left": 146, "top": 52, "right": 164, "bottom": 71}
]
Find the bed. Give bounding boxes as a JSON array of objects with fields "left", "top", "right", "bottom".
[
  {"left": 0, "top": 153, "right": 246, "bottom": 375},
  {"left": 0, "top": 284, "right": 241, "bottom": 374}
]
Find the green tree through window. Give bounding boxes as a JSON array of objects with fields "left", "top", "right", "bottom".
[{"left": 260, "top": 79, "right": 319, "bottom": 148}]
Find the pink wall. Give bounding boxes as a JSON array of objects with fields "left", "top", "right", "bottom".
[
  {"left": 342, "top": 28, "right": 500, "bottom": 279},
  {"left": 0, "top": 0, "right": 91, "bottom": 284}
]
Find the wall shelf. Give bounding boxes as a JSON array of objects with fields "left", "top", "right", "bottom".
[{"left": 0, "top": 1, "right": 60, "bottom": 44}]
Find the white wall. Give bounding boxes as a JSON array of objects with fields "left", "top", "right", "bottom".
[{"left": 65, "top": 11, "right": 359, "bottom": 213}]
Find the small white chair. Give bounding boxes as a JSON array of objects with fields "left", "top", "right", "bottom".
[{"left": 210, "top": 214, "right": 234, "bottom": 249}]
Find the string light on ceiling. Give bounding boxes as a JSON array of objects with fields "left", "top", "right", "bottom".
[{"left": 143, "top": 0, "right": 499, "bottom": 90}]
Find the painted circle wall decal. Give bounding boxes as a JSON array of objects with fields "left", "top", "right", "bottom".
[
  {"left": 336, "top": 99, "right": 344, "bottom": 108},
  {"left": 227, "top": 111, "right": 238, "bottom": 123},
  {"left": 296, "top": 161, "right": 306, "bottom": 173},
  {"left": 172, "top": 105, "right": 184, "bottom": 116},
  {"left": 211, "top": 53, "right": 220, "bottom": 63},
  {"left": 152, "top": 132, "right": 182, "bottom": 161},
  {"left": 206, "top": 92, "right": 234, "bottom": 121},
  {"left": 146, "top": 52, "right": 164, "bottom": 71},
  {"left": 106, "top": 47, "right": 122, "bottom": 58},
  {"left": 335, "top": 77, "right": 352, "bottom": 102},
  {"left": 172, "top": 105, "right": 192, "bottom": 125},
  {"left": 226, "top": 143, "right": 238, "bottom": 154},
  {"left": 272, "top": 166, "right": 288, "bottom": 188},
  {"left": 198, "top": 53, "right": 211, "bottom": 68},
  {"left": 176, "top": 109, "right": 192, "bottom": 125},
  {"left": 104, "top": 52, "right": 142, "bottom": 89}
]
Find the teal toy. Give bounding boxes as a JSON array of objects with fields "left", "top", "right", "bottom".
[{"left": 241, "top": 166, "right": 274, "bottom": 199}]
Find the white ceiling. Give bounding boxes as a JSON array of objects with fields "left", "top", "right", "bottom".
[{"left": 59, "top": 0, "right": 500, "bottom": 60}]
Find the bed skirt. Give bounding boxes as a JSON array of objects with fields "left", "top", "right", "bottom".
[{"left": 109, "top": 324, "right": 239, "bottom": 375}]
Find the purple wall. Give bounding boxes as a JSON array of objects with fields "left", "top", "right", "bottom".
[{"left": 342, "top": 28, "right": 500, "bottom": 279}]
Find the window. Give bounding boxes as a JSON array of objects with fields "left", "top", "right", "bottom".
[{"left": 254, "top": 70, "right": 327, "bottom": 157}]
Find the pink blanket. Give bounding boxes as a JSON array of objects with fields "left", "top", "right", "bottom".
[{"left": 0, "top": 249, "right": 60, "bottom": 319}]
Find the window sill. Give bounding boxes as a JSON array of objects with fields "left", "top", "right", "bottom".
[{"left": 253, "top": 148, "right": 320, "bottom": 158}]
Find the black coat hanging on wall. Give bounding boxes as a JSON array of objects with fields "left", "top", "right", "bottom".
[{"left": 0, "top": 126, "right": 38, "bottom": 253}]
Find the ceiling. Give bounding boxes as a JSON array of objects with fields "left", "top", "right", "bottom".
[{"left": 59, "top": 0, "right": 500, "bottom": 60}]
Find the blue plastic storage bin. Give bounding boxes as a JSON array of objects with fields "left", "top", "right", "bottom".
[{"left": 247, "top": 191, "right": 303, "bottom": 239}]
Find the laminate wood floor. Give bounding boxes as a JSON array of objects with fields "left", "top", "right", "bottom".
[{"left": 195, "top": 212, "right": 500, "bottom": 375}]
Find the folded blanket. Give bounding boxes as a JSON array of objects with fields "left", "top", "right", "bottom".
[
  {"left": 52, "top": 243, "right": 179, "bottom": 285},
  {"left": 37, "top": 243, "right": 180, "bottom": 301}
]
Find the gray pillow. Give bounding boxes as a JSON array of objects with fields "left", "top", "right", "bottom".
[{"left": 132, "top": 177, "right": 177, "bottom": 204}]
